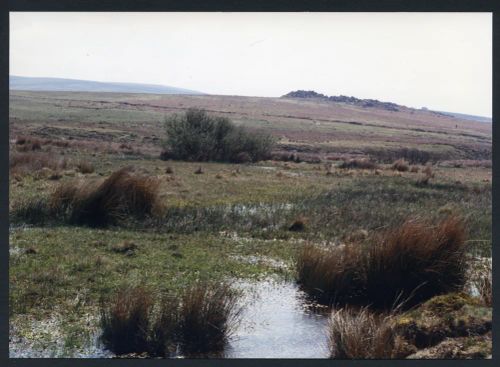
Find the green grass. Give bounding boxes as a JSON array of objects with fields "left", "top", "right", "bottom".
[{"left": 9, "top": 91, "right": 492, "bottom": 356}]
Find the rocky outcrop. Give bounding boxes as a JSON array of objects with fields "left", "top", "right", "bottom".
[{"left": 282, "top": 90, "right": 401, "bottom": 111}]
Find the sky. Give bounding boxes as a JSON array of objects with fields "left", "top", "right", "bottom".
[{"left": 10, "top": 12, "right": 492, "bottom": 117}]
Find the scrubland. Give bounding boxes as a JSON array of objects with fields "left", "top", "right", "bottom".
[{"left": 9, "top": 91, "right": 492, "bottom": 358}]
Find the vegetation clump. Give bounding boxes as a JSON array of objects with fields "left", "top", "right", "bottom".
[
  {"left": 338, "top": 158, "right": 378, "bottom": 170},
  {"left": 327, "top": 291, "right": 492, "bottom": 359},
  {"left": 50, "top": 167, "right": 160, "bottom": 227},
  {"left": 100, "top": 286, "right": 153, "bottom": 355},
  {"left": 329, "top": 307, "right": 400, "bottom": 359},
  {"left": 162, "top": 108, "right": 275, "bottom": 163},
  {"left": 297, "top": 216, "right": 467, "bottom": 308},
  {"left": 100, "top": 282, "right": 241, "bottom": 357},
  {"left": 10, "top": 151, "right": 68, "bottom": 176},
  {"left": 392, "top": 159, "right": 409, "bottom": 172}
]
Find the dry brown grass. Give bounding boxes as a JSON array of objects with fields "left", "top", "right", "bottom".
[
  {"left": 100, "top": 286, "right": 153, "bottom": 355},
  {"left": 149, "top": 296, "right": 180, "bottom": 357},
  {"left": 296, "top": 243, "right": 364, "bottom": 305},
  {"left": 99, "top": 282, "right": 241, "bottom": 357},
  {"left": 339, "top": 158, "right": 378, "bottom": 170},
  {"left": 10, "top": 152, "right": 68, "bottom": 176},
  {"left": 329, "top": 307, "right": 399, "bottom": 359},
  {"left": 178, "top": 282, "right": 242, "bottom": 356},
  {"left": 422, "top": 165, "right": 435, "bottom": 177},
  {"left": 410, "top": 166, "right": 420, "bottom": 173},
  {"left": 469, "top": 259, "right": 492, "bottom": 307},
  {"left": 392, "top": 159, "right": 409, "bottom": 172},
  {"left": 363, "top": 216, "right": 467, "bottom": 308},
  {"left": 50, "top": 167, "right": 161, "bottom": 227},
  {"left": 297, "top": 216, "right": 467, "bottom": 308},
  {"left": 76, "top": 161, "right": 95, "bottom": 174}
]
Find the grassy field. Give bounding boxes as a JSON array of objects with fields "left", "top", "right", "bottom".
[{"left": 9, "top": 91, "right": 492, "bottom": 358}]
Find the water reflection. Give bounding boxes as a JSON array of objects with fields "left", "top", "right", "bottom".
[{"left": 224, "top": 279, "right": 330, "bottom": 358}]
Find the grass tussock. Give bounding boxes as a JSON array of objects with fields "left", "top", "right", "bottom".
[
  {"left": 338, "top": 158, "right": 378, "bottom": 170},
  {"left": 100, "top": 286, "right": 153, "bottom": 355},
  {"left": 76, "top": 161, "right": 95, "bottom": 174},
  {"left": 178, "top": 282, "right": 242, "bottom": 356},
  {"left": 50, "top": 167, "right": 161, "bottom": 227},
  {"left": 329, "top": 307, "right": 399, "bottom": 359},
  {"left": 297, "top": 215, "right": 467, "bottom": 308},
  {"left": 392, "top": 159, "right": 409, "bottom": 172},
  {"left": 422, "top": 165, "right": 435, "bottom": 178},
  {"left": 14, "top": 135, "right": 43, "bottom": 151},
  {"left": 10, "top": 152, "right": 68, "bottom": 176},
  {"left": 100, "top": 282, "right": 241, "bottom": 357}
]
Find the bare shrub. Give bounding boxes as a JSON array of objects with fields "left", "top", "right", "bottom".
[
  {"left": 410, "top": 166, "right": 419, "bottom": 173},
  {"left": 163, "top": 108, "right": 275, "bottom": 163}
]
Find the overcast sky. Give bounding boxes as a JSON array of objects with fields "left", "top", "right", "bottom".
[{"left": 10, "top": 12, "right": 492, "bottom": 117}]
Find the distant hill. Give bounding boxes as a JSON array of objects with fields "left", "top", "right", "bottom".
[
  {"left": 282, "top": 90, "right": 492, "bottom": 122},
  {"left": 9, "top": 75, "right": 205, "bottom": 95},
  {"left": 434, "top": 111, "right": 492, "bottom": 124}
]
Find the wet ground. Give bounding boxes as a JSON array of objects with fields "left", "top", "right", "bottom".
[{"left": 10, "top": 278, "right": 331, "bottom": 358}]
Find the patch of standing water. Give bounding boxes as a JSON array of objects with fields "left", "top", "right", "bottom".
[{"left": 225, "top": 278, "right": 330, "bottom": 358}]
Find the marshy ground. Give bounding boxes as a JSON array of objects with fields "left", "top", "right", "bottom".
[{"left": 9, "top": 91, "right": 492, "bottom": 358}]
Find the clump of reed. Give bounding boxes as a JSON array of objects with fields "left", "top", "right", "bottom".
[
  {"left": 50, "top": 167, "right": 161, "bottom": 227},
  {"left": 100, "top": 286, "right": 153, "bottom": 355},
  {"left": 99, "top": 282, "right": 241, "bottom": 357},
  {"left": 329, "top": 307, "right": 400, "bottom": 359},
  {"left": 296, "top": 215, "right": 467, "bottom": 309}
]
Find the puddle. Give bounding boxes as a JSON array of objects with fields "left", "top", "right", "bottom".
[
  {"left": 225, "top": 279, "right": 330, "bottom": 358},
  {"left": 10, "top": 279, "right": 330, "bottom": 358}
]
